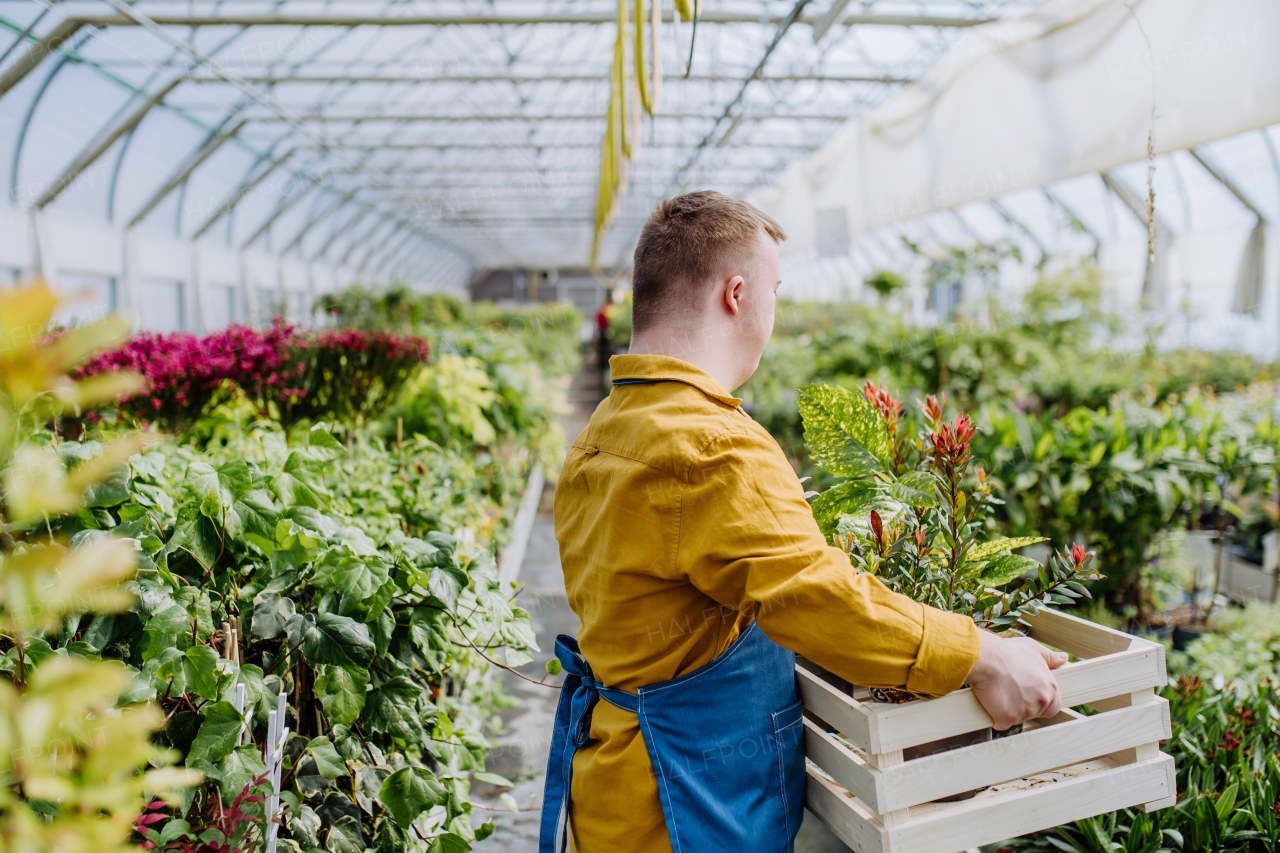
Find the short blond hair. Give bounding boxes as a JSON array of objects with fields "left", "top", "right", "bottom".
[{"left": 631, "top": 191, "right": 785, "bottom": 333}]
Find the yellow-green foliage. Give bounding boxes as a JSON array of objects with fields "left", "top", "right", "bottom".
[{"left": 0, "top": 283, "right": 197, "bottom": 852}]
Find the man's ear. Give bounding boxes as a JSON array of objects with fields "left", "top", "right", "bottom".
[{"left": 724, "top": 274, "right": 746, "bottom": 316}]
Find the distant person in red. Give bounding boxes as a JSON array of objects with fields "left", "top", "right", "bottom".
[{"left": 595, "top": 292, "right": 614, "bottom": 369}]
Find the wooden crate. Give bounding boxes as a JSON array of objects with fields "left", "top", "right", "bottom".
[{"left": 799, "top": 609, "right": 1176, "bottom": 853}]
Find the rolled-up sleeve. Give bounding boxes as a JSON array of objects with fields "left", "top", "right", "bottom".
[{"left": 677, "top": 427, "right": 980, "bottom": 699}]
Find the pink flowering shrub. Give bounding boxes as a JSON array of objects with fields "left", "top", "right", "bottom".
[{"left": 75, "top": 319, "right": 429, "bottom": 429}]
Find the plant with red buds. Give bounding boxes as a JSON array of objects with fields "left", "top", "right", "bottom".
[
  {"left": 801, "top": 381, "right": 1103, "bottom": 633},
  {"left": 917, "top": 392, "right": 946, "bottom": 428}
]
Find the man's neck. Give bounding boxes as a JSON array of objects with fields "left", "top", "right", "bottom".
[{"left": 628, "top": 325, "right": 744, "bottom": 393}]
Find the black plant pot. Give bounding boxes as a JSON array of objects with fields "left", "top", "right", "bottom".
[{"left": 1172, "top": 625, "right": 1206, "bottom": 652}]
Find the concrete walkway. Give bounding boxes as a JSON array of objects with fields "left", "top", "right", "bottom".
[{"left": 473, "top": 357, "right": 850, "bottom": 852}]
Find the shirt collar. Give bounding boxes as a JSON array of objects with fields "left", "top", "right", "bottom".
[{"left": 608, "top": 354, "right": 743, "bottom": 408}]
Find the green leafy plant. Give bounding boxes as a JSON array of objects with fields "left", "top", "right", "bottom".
[
  {"left": 0, "top": 283, "right": 198, "bottom": 853},
  {"left": 863, "top": 269, "right": 905, "bottom": 300},
  {"left": 54, "top": 421, "right": 530, "bottom": 851},
  {"left": 800, "top": 381, "right": 1101, "bottom": 633},
  {"left": 1001, "top": 674, "right": 1280, "bottom": 852},
  {"left": 974, "top": 388, "right": 1277, "bottom": 610}
]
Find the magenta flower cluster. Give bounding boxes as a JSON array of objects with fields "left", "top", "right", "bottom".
[{"left": 75, "top": 318, "right": 430, "bottom": 428}]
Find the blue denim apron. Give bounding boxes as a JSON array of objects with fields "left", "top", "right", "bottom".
[{"left": 538, "top": 619, "right": 805, "bottom": 853}]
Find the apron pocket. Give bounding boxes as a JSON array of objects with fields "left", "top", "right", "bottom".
[{"left": 771, "top": 698, "right": 806, "bottom": 841}]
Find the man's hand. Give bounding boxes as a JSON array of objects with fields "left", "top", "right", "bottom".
[{"left": 965, "top": 630, "right": 1068, "bottom": 730}]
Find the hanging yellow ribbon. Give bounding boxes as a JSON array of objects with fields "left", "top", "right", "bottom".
[{"left": 592, "top": 0, "right": 665, "bottom": 266}]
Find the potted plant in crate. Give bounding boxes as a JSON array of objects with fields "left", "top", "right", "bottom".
[
  {"left": 794, "top": 383, "right": 1175, "bottom": 853},
  {"left": 802, "top": 382, "right": 1101, "bottom": 645},
  {"left": 801, "top": 383, "right": 1101, "bottom": 792}
]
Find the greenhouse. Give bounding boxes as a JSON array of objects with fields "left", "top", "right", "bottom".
[{"left": 1, "top": 0, "right": 1279, "bottom": 852}]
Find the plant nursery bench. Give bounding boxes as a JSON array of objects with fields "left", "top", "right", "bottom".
[{"left": 798, "top": 609, "right": 1176, "bottom": 853}]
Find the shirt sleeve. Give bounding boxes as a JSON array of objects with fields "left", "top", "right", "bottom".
[{"left": 677, "top": 426, "right": 980, "bottom": 698}]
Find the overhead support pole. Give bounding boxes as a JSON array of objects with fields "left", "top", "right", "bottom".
[
  {"left": 35, "top": 76, "right": 183, "bottom": 208},
  {"left": 254, "top": 112, "right": 846, "bottom": 122},
  {"left": 1188, "top": 148, "right": 1268, "bottom": 221},
  {"left": 128, "top": 117, "right": 249, "bottom": 227},
  {"left": 72, "top": 12, "right": 993, "bottom": 28},
  {"left": 191, "top": 73, "right": 914, "bottom": 84},
  {"left": 279, "top": 192, "right": 356, "bottom": 255},
  {"left": 372, "top": 228, "right": 422, "bottom": 277},
  {"left": 311, "top": 207, "right": 374, "bottom": 263},
  {"left": 301, "top": 140, "right": 823, "bottom": 151},
  {"left": 242, "top": 176, "right": 322, "bottom": 248},
  {"left": 339, "top": 213, "right": 395, "bottom": 267},
  {"left": 192, "top": 148, "right": 296, "bottom": 238},
  {"left": 0, "top": 19, "right": 83, "bottom": 99},
  {"left": 670, "top": 0, "right": 816, "bottom": 189},
  {"left": 812, "top": 0, "right": 855, "bottom": 41},
  {"left": 356, "top": 219, "right": 410, "bottom": 274},
  {"left": 987, "top": 198, "right": 1047, "bottom": 257},
  {"left": 1041, "top": 187, "right": 1102, "bottom": 248}
]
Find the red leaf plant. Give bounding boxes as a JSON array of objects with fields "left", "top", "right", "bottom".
[{"left": 134, "top": 772, "right": 271, "bottom": 853}]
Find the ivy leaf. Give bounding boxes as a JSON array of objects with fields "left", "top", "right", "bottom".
[
  {"left": 977, "top": 554, "right": 1041, "bottom": 586},
  {"left": 183, "top": 645, "right": 221, "bottom": 700},
  {"left": 380, "top": 766, "right": 449, "bottom": 829},
  {"left": 217, "top": 745, "right": 267, "bottom": 804},
  {"left": 83, "top": 462, "right": 131, "bottom": 508},
  {"left": 82, "top": 613, "right": 117, "bottom": 650},
  {"left": 226, "top": 489, "right": 279, "bottom": 545},
  {"left": 810, "top": 480, "right": 877, "bottom": 537},
  {"left": 315, "top": 664, "right": 368, "bottom": 728},
  {"left": 353, "top": 765, "right": 391, "bottom": 814},
  {"left": 314, "top": 551, "right": 391, "bottom": 613},
  {"left": 428, "top": 832, "right": 473, "bottom": 853},
  {"left": 369, "top": 816, "right": 406, "bottom": 853},
  {"left": 326, "top": 815, "right": 365, "bottom": 853},
  {"left": 251, "top": 591, "right": 296, "bottom": 642},
  {"left": 798, "top": 384, "right": 891, "bottom": 477},
  {"left": 274, "top": 448, "right": 332, "bottom": 510},
  {"left": 306, "top": 736, "right": 348, "bottom": 779},
  {"left": 288, "top": 613, "right": 377, "bottom": 668},
  {"left": 966, "top": 536, "right": 1049, "bottom": 562},
  {"left": 289, "top": 805, "right": 323, "bottom": 849},
  {"left": 164, "top": 503, "right": 220, "bottom": 571},
  {"left": 426, "top": 565, "right": 468, "bottom": 610},
  {"left": 365, "top": 677, "right": 428, "bottom": 743},
  {"left": 310, "top": 613, "right": 377, "bottom": 668},
  {"left": 188, "top": 700, "right": 244, "bottom": 765},
  {"left": 473, "top": 771, "right": 513, "bottom": 787},
  {"left": 142, "top": 604, "right": 192, "bottom": 662},
  {"left": 219, "top": 664, "right": 273, "bottom": 726}
]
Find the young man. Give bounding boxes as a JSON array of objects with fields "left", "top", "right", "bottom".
[{"left": 542, "top": 192, "right": 1066, "bottom": 853}]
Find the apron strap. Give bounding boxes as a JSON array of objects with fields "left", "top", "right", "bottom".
[{"left": 538, "top": 635, "right": 637, "bottom": 853}]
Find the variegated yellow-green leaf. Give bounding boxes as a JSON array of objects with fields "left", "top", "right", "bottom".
[
  {"left": 798, "top": 384, "right": 891, "bottom": 478},
  {"left": 810, "top": 480, "right": 877, "bottom": 537},
  {"left": 966, "top": 536, "right": 1048, "bottom": 562},
  {"left": 977, "top": 554, "right": 1041, "bottom": 586},
  {"left": 887, "top": 470, "right": 938, "bottom": 507}
]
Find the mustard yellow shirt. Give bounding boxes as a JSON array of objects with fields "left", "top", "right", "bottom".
[{"left": 553, "top": 354, "right": 981, "bottom": 852}]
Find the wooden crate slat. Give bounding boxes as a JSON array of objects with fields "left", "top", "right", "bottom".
[
  {"left": 804, "top": 765, "right": 887, "bottom": 853},
  {"left": 800, "top": 610, "right": 1175, "bottom": 853},
  {"left": 1053, "top": 647, "right": 1165, "bottom": 707},
  {"left": 796, "top": 665, "right": 874, "bottom": 748},
  {"left": 867, "top": 646, "right": 1162, "bottom": 753},
  {"left": 875, "top": 700, "right": 1169, "bottom": 812},
  {"left": 888, "top": 754, "right": 1174, "bottom": 853},
  {"left": 1024, "top": 608, "right": 1141, "bottom": 657},
  {"left": 802, "top": 718, "right": 880, "bottom": 810}
]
